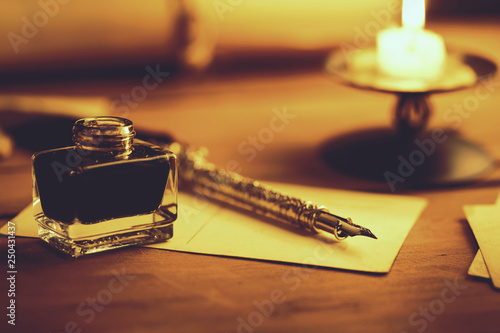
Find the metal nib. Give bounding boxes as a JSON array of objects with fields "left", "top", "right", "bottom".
[
  {"left": 315, "top": 212, "right": 377, "bottom": 240},
  {"left": 359, "top": 227, "right": 378, "bottom": 239}
]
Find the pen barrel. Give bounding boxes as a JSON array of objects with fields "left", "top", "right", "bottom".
[{"left": 171, "top": 144, "right": 325, "bottom": 233}]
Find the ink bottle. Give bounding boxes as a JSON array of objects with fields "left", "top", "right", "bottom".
[{"left": 32, "top": 117, "right": 177, "bottom": 257}]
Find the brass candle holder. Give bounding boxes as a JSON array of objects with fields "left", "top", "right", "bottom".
[{"left": 323, "top": 47, "right": 497, "bottom": 189}]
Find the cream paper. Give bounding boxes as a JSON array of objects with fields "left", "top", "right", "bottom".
[
  {"left": 464, "top": 196, "right": 500, "bottom": 289},
  {"left": 1, "top": 182, "right": 427, "bottom": 273},
  {"left": 468, "top": 250, "right": 490, "bottom": 279}
]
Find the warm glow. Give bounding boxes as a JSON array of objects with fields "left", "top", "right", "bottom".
[
  {"left": 402, "top": 0, "right": 426, "bottom": 29},
  {"left": 376, "top": 0, "right": 446, "bottom": 81}
]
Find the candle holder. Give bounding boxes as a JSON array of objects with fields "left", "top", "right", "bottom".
[{"left": 323, "top": 47, "right": 497, "bottom": 188}]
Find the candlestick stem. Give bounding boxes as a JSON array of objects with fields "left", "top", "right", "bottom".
[{"left": 394, "top": 93, "right": 431, "bottom": 136}]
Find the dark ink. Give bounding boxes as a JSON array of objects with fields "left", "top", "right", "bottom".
[{"left": 32, "top": 117, "right": 177, "bottom": 257}]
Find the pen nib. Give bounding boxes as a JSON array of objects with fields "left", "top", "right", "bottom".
[
  {"left": 316, "top": 212, "right": 377, "bottom": 240},
  {"left": 360, "top": 228, "right": 377, "bottom": 239}
]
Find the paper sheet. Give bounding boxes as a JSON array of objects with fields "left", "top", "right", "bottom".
[
  {"left": 464, "top": 199, "right": 500, "bottom": 289},
  {"left": 468, "top": 250, "right": 490, "bottom": 279},
  {"left": 1, "top": 182, "right": 427, "bottom": 273}
]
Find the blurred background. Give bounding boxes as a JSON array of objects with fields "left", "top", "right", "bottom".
[
  {"left": 0, "top": 0, "right": 499, "bottom": 169},
  {"left": 2, "top": 3, "right": 500, "bottom": 333},
  {"left": 0, "top": 0, "right": 498, "bottom": 78}
]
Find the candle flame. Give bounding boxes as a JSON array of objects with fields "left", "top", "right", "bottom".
[{"left": 402, "top": 0, "right": 426, "bottom": 29}]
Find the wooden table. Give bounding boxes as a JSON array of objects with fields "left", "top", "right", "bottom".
[{"left": 1, "top": 20, "right": 500, "bottom": 333}]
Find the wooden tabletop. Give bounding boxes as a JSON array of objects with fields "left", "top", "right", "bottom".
[{"left": 1, "top": 20, "right": 500, "bottom": 333}]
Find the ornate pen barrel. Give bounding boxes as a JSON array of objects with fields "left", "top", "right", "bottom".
[{"left": 166, "top": 142, "right": 370, "bottom": 241}]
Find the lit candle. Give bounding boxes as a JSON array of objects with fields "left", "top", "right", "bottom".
[{"left": 376, "top": 0, "right": 446, "bottom": 81}]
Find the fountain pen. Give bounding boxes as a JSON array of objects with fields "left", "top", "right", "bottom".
[{"left": 162, "top": 142, "right": 377, "bottom": 241}]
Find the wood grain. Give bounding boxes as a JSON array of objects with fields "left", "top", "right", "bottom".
[{"left": 1, "top": 20, "right": 500, "bottom": 333}]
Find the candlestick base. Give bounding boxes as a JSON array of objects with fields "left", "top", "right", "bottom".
[
  {"left": 323, "top": 48, "right": 497, "bottom": 188},
  {"left": 320, "top": 128, "right": 493, "bottom": 189}
]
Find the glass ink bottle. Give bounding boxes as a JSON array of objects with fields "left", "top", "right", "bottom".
[{"left": 32, "top": 117, "right": 177, "bottom": 257}]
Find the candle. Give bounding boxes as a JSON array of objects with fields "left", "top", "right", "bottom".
[{"left": 376, "top": 0, "right": 446, "bottom": 81}]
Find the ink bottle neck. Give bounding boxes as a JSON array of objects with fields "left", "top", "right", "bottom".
[{"left": 72, "top": 117, "right": 135, "bottom": 156}]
